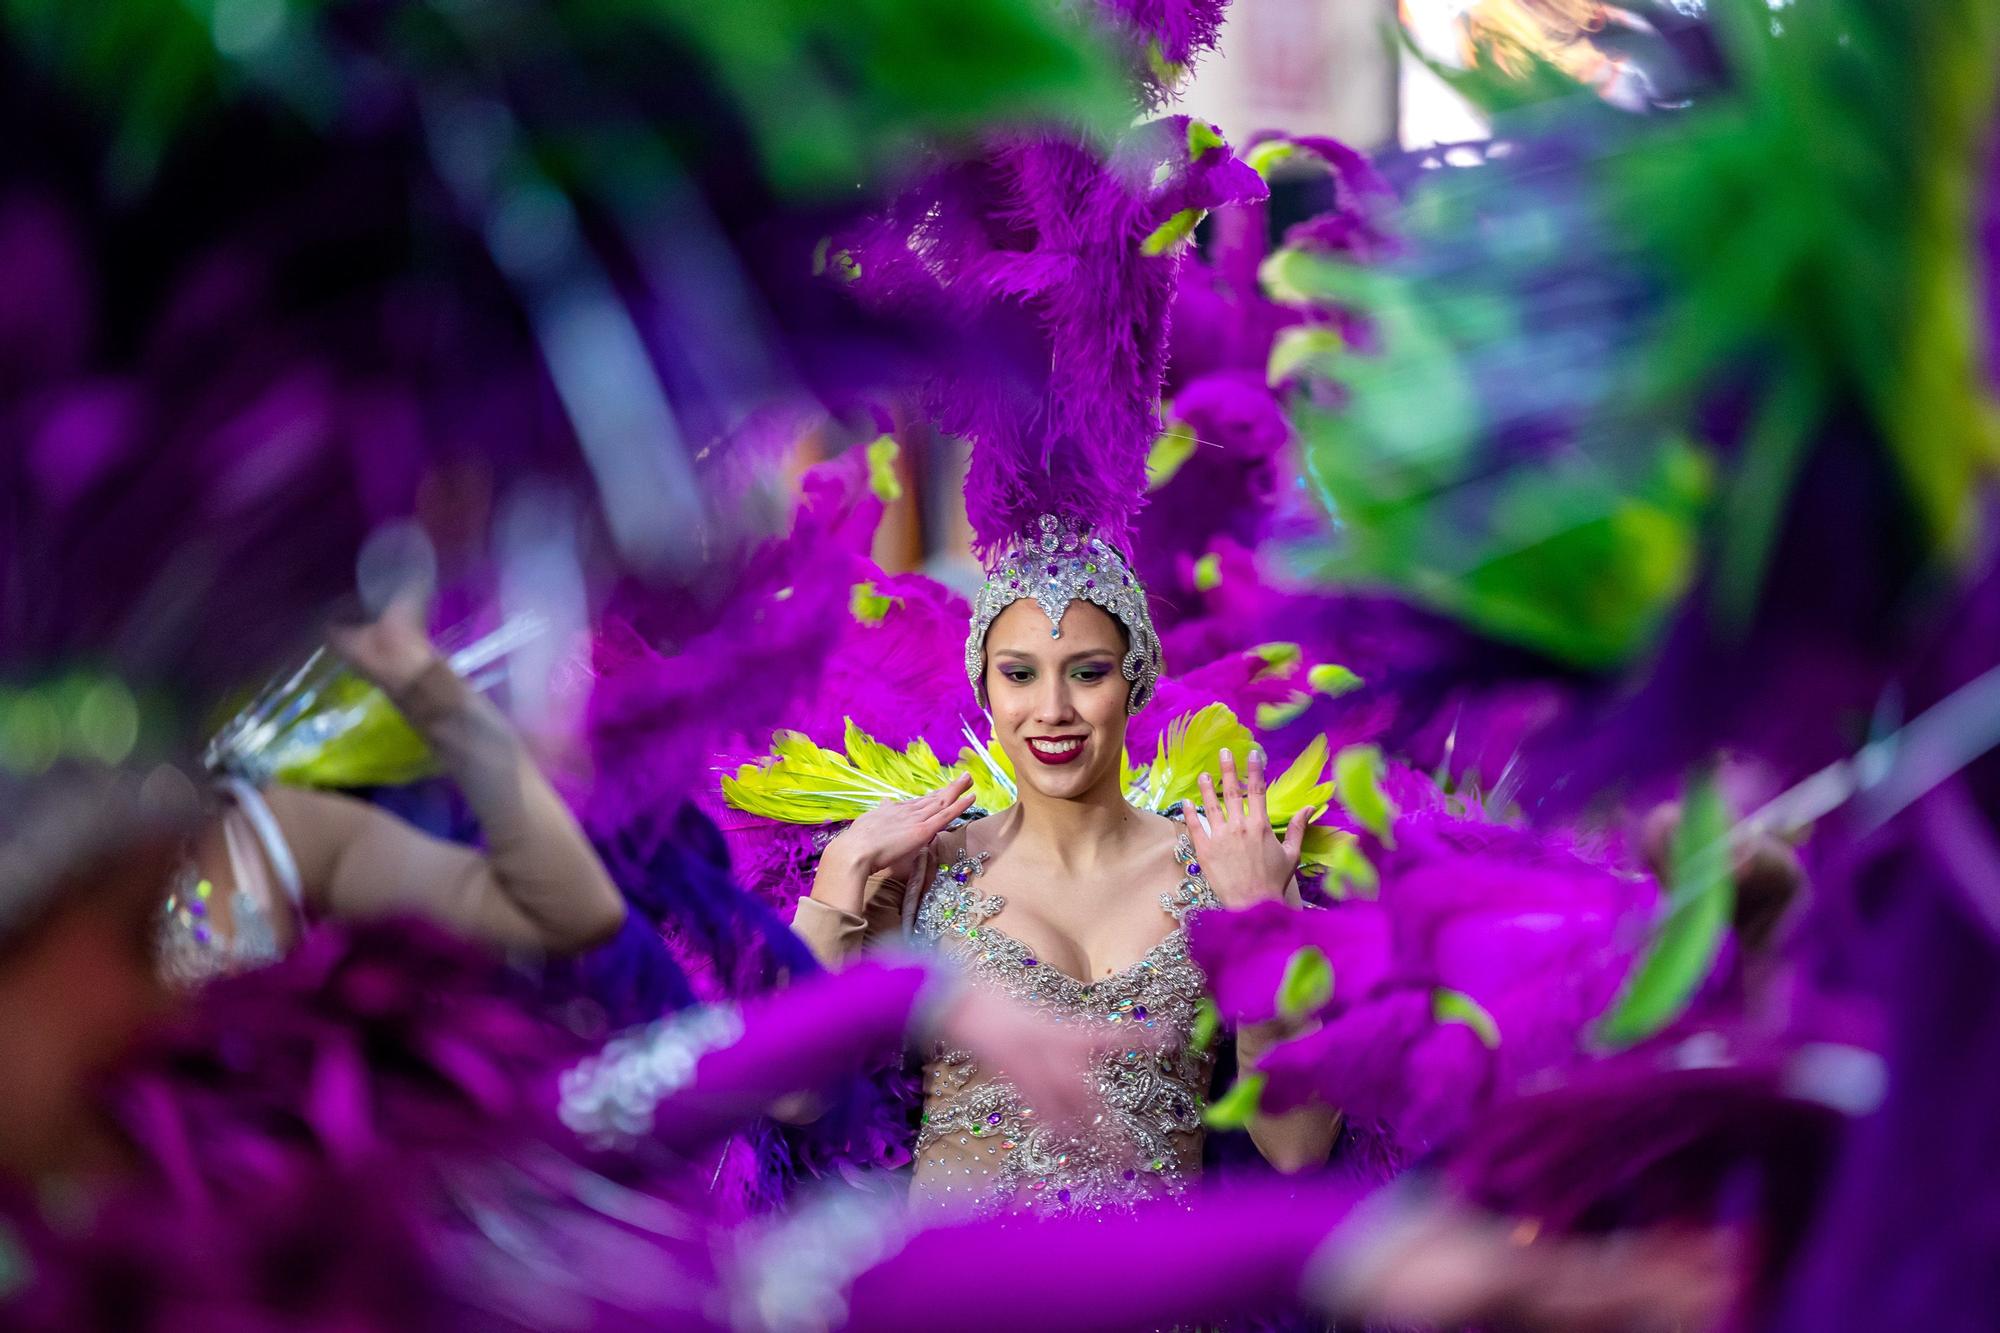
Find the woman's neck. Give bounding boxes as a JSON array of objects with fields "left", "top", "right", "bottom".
[{"left": 999, "top": 777, "right": 1153, "bottom": 881}]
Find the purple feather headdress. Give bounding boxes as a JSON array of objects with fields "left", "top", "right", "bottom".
[{"left": 838, "top": 113, "right": 1265, "bottom": 709}]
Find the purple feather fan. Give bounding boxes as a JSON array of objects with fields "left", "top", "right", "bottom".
[
  {"left": 810, "top": 570, "right": 979, "bottom": 756},
  {"left": 1146, "top": 537, "right": 1571, "bottom": 787},
  {"left": 706, "top": 440, "right": 978, "bottom": 763},
  {"left": 583, "top": 457, "right": 882, "bottom": 830}
]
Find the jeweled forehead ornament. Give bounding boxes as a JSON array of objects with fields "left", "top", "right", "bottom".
[{"left": 964, "top": 514, "right": 1163, "bottom": 715}]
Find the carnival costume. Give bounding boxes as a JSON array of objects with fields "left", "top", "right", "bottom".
[
  {"left": 714, "top": 0, "right": 1660, "bottom": 1218},
  {"left": 787, "top": 510, "right": 1232, "bottom": 1214}
]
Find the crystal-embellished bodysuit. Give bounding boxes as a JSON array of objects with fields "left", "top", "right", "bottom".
[
  {"left": 907, "top": 814, "right": 1218, "bottom": 1217},
  {"left": 157, "top": 779, "right": 304, "bottom": 986}
]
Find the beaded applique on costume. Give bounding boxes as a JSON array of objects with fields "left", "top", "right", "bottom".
[
  {"left": 157, "top": 861, "right": 284, "bottom": 986},
  {"left": 909, "top": 813, "right": 1218, "bottom": 1216},
  {"left": 156, "top": 780, "right": 302, "bottom": 986}
]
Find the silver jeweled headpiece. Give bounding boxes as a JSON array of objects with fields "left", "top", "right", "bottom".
[{"left": 964, "top": 514, "right": 1163, "bottom": 715}]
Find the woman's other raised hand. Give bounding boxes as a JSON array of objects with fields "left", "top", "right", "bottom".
[{"left": 1183, "top": 748, "right": 1307, "bottom": 911}]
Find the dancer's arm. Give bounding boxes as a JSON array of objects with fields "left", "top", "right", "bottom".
[
  {"left": 266, "top": 603, "right": 625, "bottom": 954},
  {"left": 791, "top": 864, "right": 919, "bottom": 967},
  {"left": 826, "top": 1179, "right": 1369, "bottom": 1333},
  {"left": 826, "top": 1179, "right": 1730, "bottom": 1333},
  {"left": 1240, "top": 1018, "right": 1344, "bottom": 1172},
  {"left": 1187, "top": 747, "right": 1343, "bottom": 1173},
  {"left": 571, "top": 960, "right": 934, "bottom": 1151},
  {"left": 791, "top": 774, "right": 974, "bottom": 966}
]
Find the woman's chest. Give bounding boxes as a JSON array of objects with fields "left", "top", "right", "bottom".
[
  {"left": 967, "top": 894, "right": 1184, "bottom": 985},
  {"left": 911, "top": 835, "right": 1214, "bottom": 990},
  {"left": 915, "top": 878, "right": 1208, "bottom": 1032}
]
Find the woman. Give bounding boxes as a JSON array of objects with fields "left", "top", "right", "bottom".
[
  {"left": 793, "top": 514, "right": 1342, "bottom": 1215},
  {"left": 158, "top": 593, "right": 627, "bottom": 983}
]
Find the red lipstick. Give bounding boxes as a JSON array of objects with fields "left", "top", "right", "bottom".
[{"left": 1026, "top": 736, "right": 1087, "bottom": 766}]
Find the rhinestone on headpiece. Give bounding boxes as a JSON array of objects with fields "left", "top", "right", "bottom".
[{"left": 965, "top": 514, "right": 1163, "bottom": 715}]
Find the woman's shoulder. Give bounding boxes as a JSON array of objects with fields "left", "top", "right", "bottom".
[
  {"left": 1136, "top": 804, "right": 1192, "bottom": 848},
  {"left": 1119, "top": 807, "right": 1195, "bottom": 888},
  {"left": 951, "top": 801, "right": 1011, "bottom": 846},
  {"left": 925, "top": 812, "right": 988, "bottom": 873}
]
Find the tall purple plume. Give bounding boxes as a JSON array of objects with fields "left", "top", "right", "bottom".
[
  {"left": 1091, "top": 0, "right": 1234, "bottom": 105},
  {"left": 839, "top": 117, "right": 1266, "bottom": 556}
]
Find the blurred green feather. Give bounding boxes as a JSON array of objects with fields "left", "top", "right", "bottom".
[
  {"left": 1285, "top": 0, "right": 2000, "bottom": 670},
  {"left": 204, "top": 615, "right": 545, "bottom": 790}
]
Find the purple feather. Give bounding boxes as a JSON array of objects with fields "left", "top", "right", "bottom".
[
  {"left": 1134, "top": 369, "right": 1293, "bottom": 600},
  {"left": 1262, "top": 132, "right": 1400, "bottom": 261},
  {"left": 1190, "top": 898, "right": 1393, "bottom": 1024},
  {"left": 840, "top": 119, "right": 1267, "bottom": 555},
  {"left": 1191, "top": 787, "right": 1654, "bottom": 1158},
  {"left": 789, "top": 570, "right": 980, "bottom": 758},
  {"left": 583, "top": 456, "right": 882, "bottom": 827},
  {"left": 1089, "top": 0, "right": 1234, "bottom": 104},
  {"left": 1, "top": 918, "right": 933, "bottom": 1326}
]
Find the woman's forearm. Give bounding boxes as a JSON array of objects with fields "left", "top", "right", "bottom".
[
  {"left": 807, "top": 846, "right": 873, "bottom": 917},
  {"left": 791, "top": 845, "right": 909, "bottom": 968},
  {"left": 834, "top": 1178, "right": 1369, "bottom": 1332},
  {"left": 563, "top": 959, "right": 936, "bottom": 1153},
  {"left": 381, "top": 661, "right": 624, "bottom": 950},
  {"left": 1240, "top": 1019, "right": 1342, "bottom": 1173},
  {"left": 1247, "top": 1102, "right": 1344, "bottom": 1174}
]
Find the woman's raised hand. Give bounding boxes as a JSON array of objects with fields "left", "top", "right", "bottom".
[
  {"left": 824, "top": 773, "right": 977, "bottom": 887},
  {"left": 1183, "top": 747, "right": 1307, "bottom": 911},
  {"left": 325, "top": 590, "right": 444, "bottom": 696}
]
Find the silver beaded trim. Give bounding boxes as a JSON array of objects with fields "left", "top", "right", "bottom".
[
  {"left": 907, "top": 810, "right": 1218, "bottom": 1215},
  {"left": 964, "top": 514, "right": 1164, "bottom": 715},
  {"left": 157, "top": 861, "right": 283, "bottom": 987},
  {"left": 557, "top": 1003, "right": 746, "bottom": 1147}
]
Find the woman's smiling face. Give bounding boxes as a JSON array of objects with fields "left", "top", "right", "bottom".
[{"left": 984, "top": 597, "right": 1131, "bottom": 802}]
